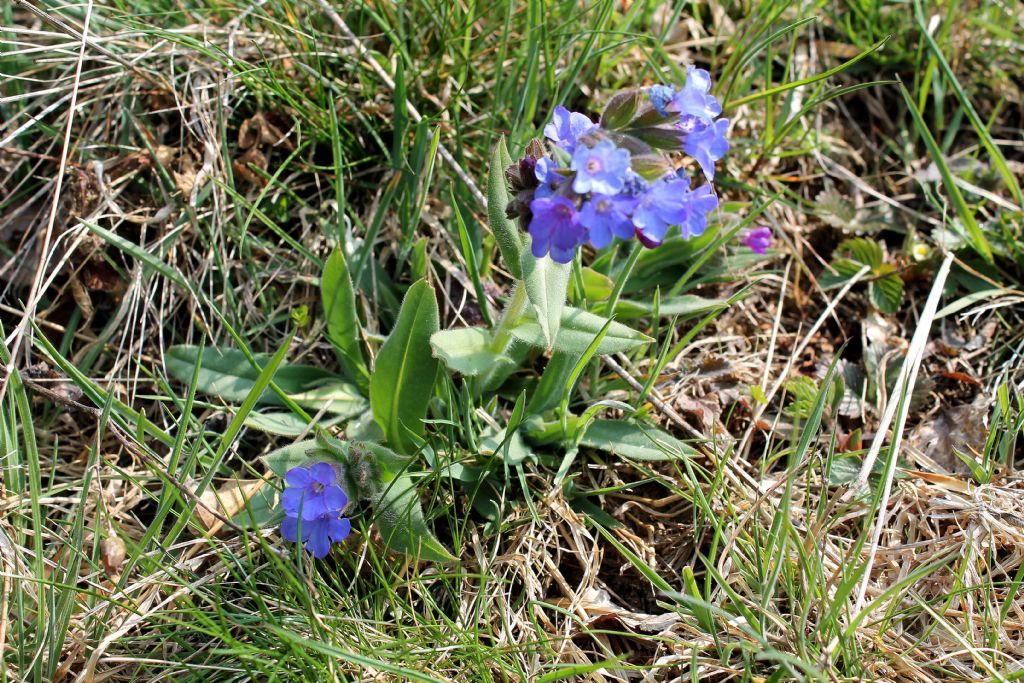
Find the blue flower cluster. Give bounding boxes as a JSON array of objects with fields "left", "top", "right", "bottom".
[
  {"left": 280, "top": 462, "right": 351, "bottom": 558},
  {"left": 511, "top": 68, "right": 729, "bottom": 263}
]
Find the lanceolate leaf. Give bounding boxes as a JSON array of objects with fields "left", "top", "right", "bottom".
[
  {"left": 322, "top": 249, "right": 370, "bottom": 394},
  {"left": 522, "top": 255, "right": 572, "bottom": 349},
  {"left": 370, "top": 280, "right": 440, "bottom": 453},
  {"left": 580, "top": 420, "right": 695, "bottom": 461},
  {"left": 510, "top": 307, "right": 651, "bottom": 355},
  {"left": 488, "top": 136, "right": 525, "bottom": 279},
  {"left": 165, "top": 346, "right": 366, "bottom": 416},
  {"left": 372, "top": 472, "right": 454, "bottom": 562}
]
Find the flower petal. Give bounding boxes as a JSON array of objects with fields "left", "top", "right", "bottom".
[
  {"left": 281, "top": 487, "right": 304, "bottom": 515},
  {"left": 323, "top": 485, "right": 349, "bottom": 512},
  {"left": 328, "top": 517, "right": 352, "bottom": 542},
  {"left": 285, "top": 466, "right": 310, "bottom": 488},
  {"left": 309, "top": 462, "right": 336, "bottom": 486},
  {"left": 306, "top": 520, "right": 332, "bottom": 559},
  {"left": 300, "top": 495, "right": 328, "bottom": 520}
]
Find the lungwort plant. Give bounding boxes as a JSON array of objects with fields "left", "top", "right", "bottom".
[{"left": 166, "top": 68, "right": 769, "bottom": 561}]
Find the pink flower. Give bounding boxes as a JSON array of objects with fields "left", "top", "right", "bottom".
[{"left": 742, "top": 226, "right": 772, "bottom": 254}]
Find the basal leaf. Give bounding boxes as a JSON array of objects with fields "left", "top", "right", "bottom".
[
  {"left": 429, "top": 327, "right": 512, "bottom": 377},
  {"left": 322, "top": 249, "right": 370, "bottom": 393},
  {"left": 609, "top": 295, "right": 729, "bottom": 320},
  {"left": 580, "top": 419, "right": 695, "bottom": 461},
  {"left": 510, "top": 307, "right": 651, "bottom": 355},
  {"left": 262, "top": 438, "right": 320, "bottom": 477},
  {"left": 243, "top": 411, "right": 345, "bottom": 436},
  {"left": 488, "top": 137, "right": 525, "bottom": 279},
  {"left": 522, "top": 253, "right": 571, "bottom": 349},
  {"left": 373, "top": 472, "right": 454, "bottom": 562},
  {"left": 165, "top": 345, "right": 366, "bottom": 416},
  {"left": 370, "top": 280, "right": 440, "bottom": 453}
]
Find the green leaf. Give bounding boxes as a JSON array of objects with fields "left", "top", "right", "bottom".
[
  {"left": 527, "top": 351, "right": 579, "bottom": 415},
  {"left": 262, "top": 438, "right": 320, "bottom": 477},
  {"left": 870, "top": 269, "right": 905, "bottom": 314},
  {"left": 488, "top": 137, "right": 525, "bottom": 279},
  {"left": 836, "top": 237, "right": 883, "bottom": 268},
  {"left": 373, "top": 473, "right": 454, "bottom": 562},
  {"left": 165, "top": 346, "right": 366, "bottom": 416},
  {"left": 510, "top": 307, "right": 651, "bottom": 355},
  {"left": 579, "top": 420, "right": 695, "bottom": 461},
  {"left": 599, "top": 88, "right": 643, "bottom": 130},
  {"left": 322, "top": 249, "right": 370, "bottom": 393},
  {"left": 820, "top": 258, "right": 867, "bottom": 289},
  {"left": 231, "top": 483, "right": 282, "bottom": 529},
  {"left": 522, "top": 252, "right": 570, "bottom": 349},
  {"left": 569, "top": 266, "right": 614, "bottom": 302},
  {"left": 609, "top": 295, "right": 729, "bottom": 320},
  {"left": 243, "top": 411, "right": 345, "bottom": 436},
  {"left": 370, "top": 280, "right": 440, "bottom": 453},
  {"left": 429, "top": 327, "right": 512, "bottom": 377}
]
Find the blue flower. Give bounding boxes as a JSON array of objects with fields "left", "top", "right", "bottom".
[
  {"left": 668, "top": 68, "right": 722, "bottom": 124},
  {"left": 677, "top": 183, "right": 718, "bottom": 240},
  {"left": 684, "top": 118, "right": 730, "bottom": 181},
  {"left": 631, "top": 177, "right": 691, "bottom": 247},
  {"left": 622, "top": 169, "right": 649, "bottom": 196},
  {"left": 648, "top": 84, "right": 676, "bottom": 117},
  {"left": 543, "top": 105, "right": 595, "bottom": 154},
  {"left": 528, "top": 195, "right": 585, "bottom": 263},
  {"left": 534, "top": 156, "right": 568, "bottom": 199},
  {"left": 281, "top": 512, "right": 352, "bottom": 559},
  {"left": 742, "top": 226, "right": 773, "bottom": 254},
  {"left": 632, "top": 178, "right": 718, "bottom": 247},
  {"left": 579, "top": 193, "right": 637, "bottom": 249},
  {"left": 570, "top": 140, "right": 631, "bottom": 195},
  {"left": 281, "top": 462, "right": 348, "bottom": 521}
]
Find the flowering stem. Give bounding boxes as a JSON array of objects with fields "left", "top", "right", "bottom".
[
  {"left": 604, "top": 242, "right": 642, "bottom": 318},
  {"left": 488, "top": 282, "right": 529, "bottom": 354}
]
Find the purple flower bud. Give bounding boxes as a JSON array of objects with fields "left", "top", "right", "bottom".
[{"left": 742, "top": 226, "right": 773, "bottom": 254}]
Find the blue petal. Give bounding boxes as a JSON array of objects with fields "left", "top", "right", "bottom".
[
  {"left": 300, "top": 495, "right": 328, "bottom": 521},
  {"left": 281, "top": 515, "right": 309, "bottom": 542},
  {"left": 323, "top": 485, "right": 349, "bottom": 512},
  {"left": 306, "top": 521, "right": 332, "bottom": 559},
  {"left": 285, "top": 467, "right": 310, "bottom": 488},
  {"left": 328, "top": 517, "right": 352, "bottom": 542},
  {"left": 309, "top": 462, "right": 336, "bottom": 486},
  {"left": 281, "top": 487, "right": 304, "bottom": 515}
]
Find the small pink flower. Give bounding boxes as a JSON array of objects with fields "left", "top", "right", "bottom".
[{"left": 742, "top": 226, "right": 772, "bottom": 254}]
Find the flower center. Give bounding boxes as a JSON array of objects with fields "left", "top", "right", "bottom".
[
  {"left": 555, "top": 204, "right": 572, "bottom": 218},
  {"left": 585, "top": 158, "right": 602, "bottom": 173},
  {"left": 312, "top": 482, "right": 325, "bottom": 493},
  {"left": 596, "top": 199, "right": 610, "bottom": 213}
]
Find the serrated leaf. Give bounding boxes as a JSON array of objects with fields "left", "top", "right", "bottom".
[
  {"left": 510, "top": 307, "right": 651, "bottom": 355},
  {"left": 835, "top": 237, "right": 883, "bottom": 269},
  {"left": 370, "top": 280, "right": 440, "bottom": 453},
  {"left": 373, "top": 473, "right": 454, "bottom": 562},
  {"left": 429, "top": 327, "right": 512, "bottom": 377},
  {"left": 816, "top": 190, "right": 857, "bottom": 228},
  {"left": 165, "top": 346, "right": 366, "bottom": 416},
  {"left": 522, "top": 252, "right": 571, "bottom": 348},
  {"left": 322, "top": 249, "right": 370, "bottom": 393},
  {"left": 580, "top": 420, "right": 694, "bottom": 461},
  {"left": 488, "top": 137, "right": 525, "bottom": 279},
  {"left": 870, "top": 270, "right": 905, "bottom": 314},
  {"left": 819, "top": 258, "right": 867, "bottom": 289}
]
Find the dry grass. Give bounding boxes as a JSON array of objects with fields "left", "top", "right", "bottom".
[{"left": 2, "top": 0, "right": 1024, "bottom": 681}]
